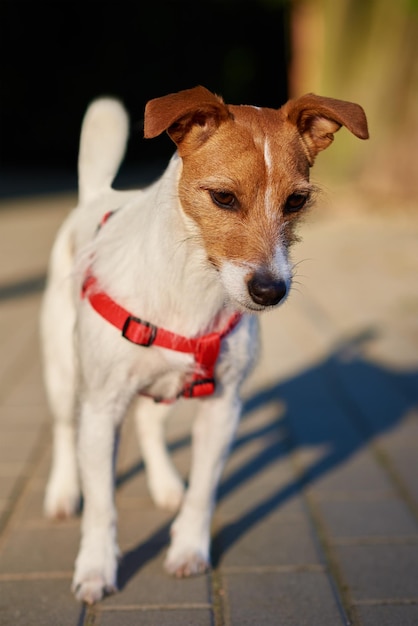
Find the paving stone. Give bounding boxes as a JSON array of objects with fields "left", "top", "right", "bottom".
[
  {"left": 356, "top": 604, "right": 418, "bottom": 626},
  {"left": 255, "top": 310, "right": 315, "bottom": 384},
  {"left": 0, "top": 404, "right": 46, "bottom": 428},
  {"left": 296, "top": 215, "right": 418, "bottom": 337},
  {"left": 281, "top": 365, "right": 363, "bottom": 462},
  {"left": 99, "top": 608, "right": 213, "bottom": 625},
  {"left": 214, "top": 511, "right": 322, "bottom": 568},
  {"left": 328, "top": 346, "right": 414, "bottom": 439},
  {"left": 0, "top": 497, "right": 9, "bottom": 513},
  {"left": 218, "top": 449, "right": 305, "bottom": 518},
  {"left": 0, "top": 578, "right": 79, "bottom": 626},
  {"left": 0, "top": 427, "right": 43, "bottom": 463},
  {"left": 378, "top": 411, "right": 418, "bottom": 446},
  {"left": 318, "top": 497, "right": 418, "bottom": 538},
  {"left": 3, "top": 360, "right": 47, "bottom": 408},
  {"left": 380, "top": 428, "right": 418, "bottom": 506},
  {"left": 0, "top": 524, "right": 79, "bottom": 574},
  {"left": 28, "top": 445, "right": 53, "bottom": 481},
  {"left": 117, "top": 508, "right": 174, "bottom": 552},
  {"left": 225, "top": 570, "right": 346, "bottom": 626},
  {"left": 380, "top": 446, "right": 418, "bottom": 504},
  {"left": 11, "top": 480, "right": 47, "bottom": 523},
  {"left": 312, "top": 448, "right": 395, "bottom": 495},
  {"left": 216, "top": 475, "right": 305, "bottom": 518},
  {"left": 0, "top": 197, "right": 75, "bottom": 282},
  {"left": 335, "top": 543, "right": 418, "bottom": 601},
  {"left": 109, "top": 550, "right": 210, "bottom": 608},
  {"left": 365, "top": 317, "right": 418, "bottom": 371},
  {"left": 0, "top": 463, "right": 28, "bottom": 480},
  {"left": 0, "top": 307, "right": 38, "bottom": 379},
  {"left": 0, "top": 475, "right": 18, "bottom": 502}
]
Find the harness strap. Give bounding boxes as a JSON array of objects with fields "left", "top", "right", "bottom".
[{"left": 81, "top": 274, "right": 242, "bottom": 401}]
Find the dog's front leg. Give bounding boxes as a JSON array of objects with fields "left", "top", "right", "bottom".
[
  {"left": 164, "top": 389, "right": 241, "bottom": 577},
  {"left": 72, "top": 393, "right": 126, "bottom": 604}
]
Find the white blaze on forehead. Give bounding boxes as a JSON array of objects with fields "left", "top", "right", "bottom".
[
  {"left": 263, "top": 137, "right": 276, "bottom": 220},
  {"left": 264, "top": 137, "right": 273, "bottom": 174}
]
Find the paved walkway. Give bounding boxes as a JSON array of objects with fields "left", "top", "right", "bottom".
[{"left": 0, "top": 188, "right": 417, "bottom": 625}]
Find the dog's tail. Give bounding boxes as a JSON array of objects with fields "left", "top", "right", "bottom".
[{"left": 78, "top": 98, "right": 129, "bottom": 204}]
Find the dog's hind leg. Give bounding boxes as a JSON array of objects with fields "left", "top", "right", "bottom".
[
  {"left": 41, "top": 222, "right": 80, "bottom": 519},
  {"left": 134, "top": 397, "right": 185, "bottom": 512},
  {"left": 164, "top": 389, "right": 241, "bottom": 577}
]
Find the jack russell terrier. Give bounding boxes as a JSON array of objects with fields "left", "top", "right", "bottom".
[{"left": 40, "top": 86, "right": 368, "bottom": 603}]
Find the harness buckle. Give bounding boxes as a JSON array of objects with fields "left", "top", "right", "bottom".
[
  {"left": 122, "top": 316, "right": 157, "bottom": 347},
  {"left": 182, "top": 378, "right": 216, "bottom": 399}
]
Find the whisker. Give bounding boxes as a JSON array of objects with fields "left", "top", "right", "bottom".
[{"left": 292, "top": 257, "right": 314, "bottom": 270}]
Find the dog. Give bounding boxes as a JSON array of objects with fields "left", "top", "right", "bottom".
[{"left": 40, "top": 86, "right": 368, "bottom": 604}]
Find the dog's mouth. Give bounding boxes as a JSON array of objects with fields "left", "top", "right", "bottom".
[
  {"left": 230, "top": 293, "right": 289, "bottom": 314},
  {"left": 224, "top": 282, "right": 291, "bottom": 314}
]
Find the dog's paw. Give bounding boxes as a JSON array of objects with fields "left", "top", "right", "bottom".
[
  {"left": 72, "top": 572, "right": 117, "bottom": 605},
  {"left": 164, "top": 505, "right": 211, "bottom": 577},
  {"left": 164, "top": 545, "right": 210, "bottom": 578},
  {"left": 44, "top": 476, "right": 80, "bottom": 519},
  {"left": 148, "top": 472, "right": 185, "bottom": 512},
  {"left": 73, "top": 533, "right": 119, "bottom": 604}
]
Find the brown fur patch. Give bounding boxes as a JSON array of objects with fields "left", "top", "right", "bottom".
[{"left": 178, "top": 105, "right": 311, "bottom": 270}]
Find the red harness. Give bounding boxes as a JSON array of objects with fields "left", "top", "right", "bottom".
[{"left": 81, "top": 212, "right": 242, "bottom": 403}]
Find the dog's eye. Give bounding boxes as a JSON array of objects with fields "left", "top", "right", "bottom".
[
  {"left": 209, "top": 190, "right": 237, "bottom": 210},
  {"left": 284, "top": 193, "right": 308, "bottom": 213}
]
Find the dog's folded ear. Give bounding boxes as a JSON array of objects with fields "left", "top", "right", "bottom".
[
  {"left": 283, "top": 93, "right": 369, "bottom": 165},
  {"left": 144, "top": 86, "right": 232, "bottom": 154}
]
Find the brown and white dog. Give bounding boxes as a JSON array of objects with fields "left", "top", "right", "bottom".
[{"left": 40, "top": 86, "right": 368, "bottom": 603}]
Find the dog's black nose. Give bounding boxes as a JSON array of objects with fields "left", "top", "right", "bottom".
[{"left": 247, "top": 272, "right": 287, "bottom": 307}]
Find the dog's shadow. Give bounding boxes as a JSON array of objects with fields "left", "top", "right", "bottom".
[{"left": 116, "top": 329, "right": 418, "bottom": 588}]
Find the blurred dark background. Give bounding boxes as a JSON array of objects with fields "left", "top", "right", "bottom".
[
  {"left": 0, "top": 0, "right": 291, "bottom": 196},
  {"left": 2, "top": 0, "right": 416, "bottom": 201}
]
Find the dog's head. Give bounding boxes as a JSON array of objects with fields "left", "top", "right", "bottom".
[{"left": 144, "top": 86, "right": 368, "bottom": 313}]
